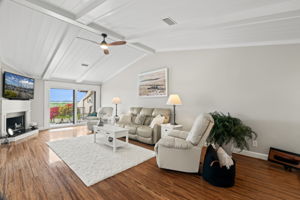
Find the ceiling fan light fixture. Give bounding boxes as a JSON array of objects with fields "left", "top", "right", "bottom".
[{"left": 100, "top": 41, "right": 108, "bottom": 49}]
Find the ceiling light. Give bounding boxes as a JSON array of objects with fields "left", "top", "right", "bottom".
[{"left": 100, "top": 41, "right": 108, "bottom": 49}]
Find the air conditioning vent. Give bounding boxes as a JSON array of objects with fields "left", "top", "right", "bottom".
[
  {"left": 81, "top": 63, "right": 89, "bottom": 67},
  {"left": 162, "top": 17, "right": 177, "bottom": 26}
]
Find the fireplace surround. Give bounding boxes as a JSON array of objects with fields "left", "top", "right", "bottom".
[{"left": 0, "top": 99, "right": 38, "bottom": 143}]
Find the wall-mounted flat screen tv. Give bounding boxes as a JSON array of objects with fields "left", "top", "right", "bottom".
[{"left": 3, "top": 72, "right": 35, "bottom": 100}]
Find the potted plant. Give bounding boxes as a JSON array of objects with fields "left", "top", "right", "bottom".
[{"left": 207, "top": 111, "right": 257, "bottom": 154}]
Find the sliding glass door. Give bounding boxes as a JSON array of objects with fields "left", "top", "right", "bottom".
[
  {"left": 49, "top": 89, "right": 74, "bottom": 126},
  {"left": 49, "top": 88, "right": 96, "bottom": 127},
  {"left": 77, "top": 90, "right": 96, "bottom": 123}
]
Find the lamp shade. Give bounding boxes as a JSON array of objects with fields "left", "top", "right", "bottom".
[
  {"left": 166, "top": 94, "right": 182, "bottom": 105},
  {"left": 112, "top": 97, "right": 121, "bottom": 104}
]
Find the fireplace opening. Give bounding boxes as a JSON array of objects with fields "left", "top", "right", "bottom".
[{"left": 6, "top": 112, "right": 26, "bottom": 136}]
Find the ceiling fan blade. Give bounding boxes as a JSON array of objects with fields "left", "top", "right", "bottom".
[
  {"left": 76, "top": 37, "right": 100, "bottom": 45},
  {"left": 103, "top": 49, "right": 110, "bottom": 55},
  {"left": 107, "top": 41, "right": 126, "bottom": 46}
]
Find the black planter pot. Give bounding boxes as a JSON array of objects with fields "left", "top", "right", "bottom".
[{"left": 202, "top": 145, "right": 236, "bottom": 187}]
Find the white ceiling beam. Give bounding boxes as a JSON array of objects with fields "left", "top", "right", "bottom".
[
  {"left": 75, "top": 0, "right": 106, "bottom": 22},
  {"left": 10, "top": 0, "right": 155, "bottom": 54},
  {"left": 23, "top": 0, "right": 76, "bottom": 19},
  {"left": 76, "top": 0, "right": 136, "bottom": 25}
]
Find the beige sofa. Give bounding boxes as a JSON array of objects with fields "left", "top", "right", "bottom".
[
  {"left": 155, "top": 113, "right": 214, "bottom": 173},
  {"left": 116, "top": 107, "right": 171, "bottom": 145}
]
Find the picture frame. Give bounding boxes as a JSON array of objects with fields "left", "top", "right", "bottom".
[{"left": 138, "top": 68, "right": 168, "bottom": 97}]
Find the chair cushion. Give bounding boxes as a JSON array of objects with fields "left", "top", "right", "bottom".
[
  {"left": 156, "top": 137, "right": 193, "bottom": 150},
  {"left": 186, "top": 114, "right": 211, "bottom": 145},
  {"left": 137, "top": 126, "right": 153, "bottom": 138},
  {"left": 134, "top": 114, "right": 146, "bottom": 125},
  {"left": 168, "top": 130, "right": 189, "bottom": 140},
  {"left": 98, "top": 107, "right": 113, "bottom": 118},
  {"left": 124, "top": 124, "right": 138, "bottom": 135}
]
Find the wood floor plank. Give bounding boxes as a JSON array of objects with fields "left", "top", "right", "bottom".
[{"left": 0, "top": 126, "right": 299, "bottom": 200}]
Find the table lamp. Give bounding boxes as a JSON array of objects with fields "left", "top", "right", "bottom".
[
  {"left": 112, "top": 97, "right": 121, "bottom": 119},
  {"left": 166, "top": 94, "right": 182, "bottom": 125}
]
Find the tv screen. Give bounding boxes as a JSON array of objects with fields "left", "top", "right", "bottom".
[{"left": 3, "top": 72, "right": 35, "bottom": 100}]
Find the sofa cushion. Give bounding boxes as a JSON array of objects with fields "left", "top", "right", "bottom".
[
  {"left": 137, "top": 126, "right": 153, "bottom": 138},
  {"left": 186, "top": 114, "right": 211, "bottom": 145},
  {"left": 140, "top": 108, "right": 154, "bottom": 116},
  {"left": 129, "top": 107, "right": 142, "bottom": 115},
  {"left": 124, "top": 124, "right": 138, "bottom": 135},
  {"left": 152, "top": 108, "right": 171, "bottom": 123},
  {"left": 144, "top": 116, "right": 153, "bottom": 126},
  {"left": 119, "top": 114, "right": 131, "bottom": 124},
  {"left": 134, "top": 114, "right": 146, "bottom": 125}
]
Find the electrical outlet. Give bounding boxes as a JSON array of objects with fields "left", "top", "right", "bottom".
[{"left": 252, "top": 140, "right": 258, "bottom": 147}]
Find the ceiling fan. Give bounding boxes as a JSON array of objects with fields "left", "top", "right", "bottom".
[{"left": 76, "top": 33, "right": 126, "bottom": 55}]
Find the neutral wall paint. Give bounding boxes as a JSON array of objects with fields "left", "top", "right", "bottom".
[{"left": 102, "top": 44, "right": 300, "bottom": 155}]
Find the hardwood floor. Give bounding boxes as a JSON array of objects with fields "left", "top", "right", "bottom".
[{"left": 0, "top": 126, "right": 299, "bottom": 200}]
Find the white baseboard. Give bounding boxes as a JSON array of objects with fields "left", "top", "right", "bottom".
[{"left": 232, "top": 148, "right": 268, "bottom": 160}]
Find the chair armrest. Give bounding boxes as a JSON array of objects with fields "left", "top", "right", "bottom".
[
  {"left": 152, "top": 124, "right": 162, "bottom": 144},
  {"left": 168, "top": 130, "right": 189, "bottom": 140}
]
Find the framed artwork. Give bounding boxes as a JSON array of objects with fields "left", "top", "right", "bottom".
[{"left": 138, "top": 68, "right": 168, "bottom": 97}]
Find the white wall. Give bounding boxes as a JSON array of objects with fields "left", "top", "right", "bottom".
[{"left": 102, "top": 44, "right": 300, "bottom": 155}]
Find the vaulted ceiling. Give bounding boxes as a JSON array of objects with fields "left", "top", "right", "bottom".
[{"left": 0, "top": 0, "right": 300, "bottom": 84}]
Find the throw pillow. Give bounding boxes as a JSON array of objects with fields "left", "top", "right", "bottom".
[
  {"left": 88, "top": 112, "right": 97, "bottom": 117},
  {"left": 134, "top": 114, "right": 146, "bottom": 125},
  {"left": 217, "top": 147, "right": 234, "bottom": 169},
  {"left": 149, "top": 115, "right": 165, "bottom": 128},
  {"left": 119, "top": 114, "right": 131, "bottom": 124}
]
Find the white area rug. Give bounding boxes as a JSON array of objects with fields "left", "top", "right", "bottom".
[{"left": 47, "top": 135, "right": 155, "bottom": 186}]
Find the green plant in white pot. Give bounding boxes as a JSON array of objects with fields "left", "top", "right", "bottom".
[{"left": 207, "top": 112, "right": 257, "bottom": 154}]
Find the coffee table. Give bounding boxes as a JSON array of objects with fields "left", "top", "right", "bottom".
[{"left": 93, "top": 125, "right": 129, "bottom": 152}]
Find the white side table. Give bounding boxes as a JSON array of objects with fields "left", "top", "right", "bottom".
[{"left": 161, "top": 124, "right": 183, "bottom": 138}]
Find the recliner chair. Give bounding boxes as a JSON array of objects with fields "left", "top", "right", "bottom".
[
  {"left": 154, "top": 113, "right": 214, "bottom": 173},
  {"left": 87, "top": 107, "right": 113, "bottom": 131}
]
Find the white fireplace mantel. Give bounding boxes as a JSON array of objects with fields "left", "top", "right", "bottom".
[{"left": 0, "top": 99, "right": 31, "bottom": 137}]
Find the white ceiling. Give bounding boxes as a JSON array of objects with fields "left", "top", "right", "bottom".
[{"left": 1, "top": 0, "right": 300, "bottom": 84}]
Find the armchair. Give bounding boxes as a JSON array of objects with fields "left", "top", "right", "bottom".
[
  {"left": 86, "top": 107, "right": 113, "bottom": 132},
  {"left": 154, "top": 113, "right": 214, "bottom": 173}
]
